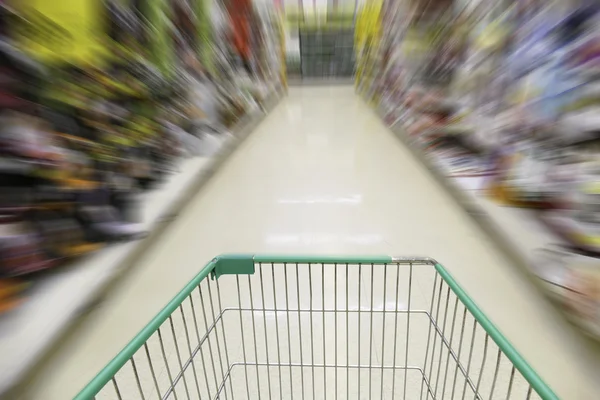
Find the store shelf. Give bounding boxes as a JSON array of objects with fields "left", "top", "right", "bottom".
[
  {"left": 370, "top": 101, "right": 563, "bottom": 284},
  {"left": 372, "top": 100, "right": 600, "bottom": 338},
  {"left": 369, "top": 99, "right": 600, "bottom": 347},
  {"left": 0, "top": 93, "right": 282, "bottom": 397}
]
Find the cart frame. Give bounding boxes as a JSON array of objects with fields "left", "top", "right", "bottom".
[{"left": 75, "top": 254, "right": 558, "bottom": 400}]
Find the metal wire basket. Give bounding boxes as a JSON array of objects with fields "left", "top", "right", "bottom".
[{"left": 75, "top": 255, "right": 558, "bottom": 399}]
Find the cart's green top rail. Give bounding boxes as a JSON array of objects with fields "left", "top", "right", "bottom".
[{"left": 74, "top": 254, "right": 559, "bottom": 400}]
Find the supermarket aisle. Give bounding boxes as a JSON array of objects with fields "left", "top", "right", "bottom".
[{"left": 30, "top": 86, "right": 597, "bottom": 398}]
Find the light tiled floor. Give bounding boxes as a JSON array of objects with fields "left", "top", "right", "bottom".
[{"left": 28, "top": 86, "right": 599, "bottom": 399}]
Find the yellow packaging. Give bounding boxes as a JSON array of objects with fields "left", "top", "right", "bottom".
[{"left": 15, "top": 0, "right": 106, "bottom": 65}]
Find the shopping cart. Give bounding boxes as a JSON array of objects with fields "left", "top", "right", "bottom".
[{"left": 76, "top": 255, "right": 558, "bottom": 400}]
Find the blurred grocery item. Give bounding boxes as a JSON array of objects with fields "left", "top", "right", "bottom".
[
  {"left": 0, "top": 279, "right": 27, "bottom": 314},
  {"left": 533, "top": 247, "right": 600, "bottom": 337}
]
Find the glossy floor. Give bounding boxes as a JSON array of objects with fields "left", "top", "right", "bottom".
[{"left": 29, "top": 86, "right": 598, "bottom": 399}]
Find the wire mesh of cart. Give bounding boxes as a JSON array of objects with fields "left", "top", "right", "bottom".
[{"left": 76, "top": 255, "right": 558, "bottom": 400}]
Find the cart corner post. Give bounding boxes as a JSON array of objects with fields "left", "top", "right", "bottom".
[{"left": 211, "top": 254, "right": 256, "bottom": 279}]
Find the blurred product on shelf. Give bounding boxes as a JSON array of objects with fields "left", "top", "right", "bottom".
[
  {"left": 0, "top": 278, "right": 27, "bottom": 313},
  {"left": 358, "top": 0, "right": 600, "bottom": 339},
  {"left": 533, "top": 247, "right": 600, "bottom": 337}
]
